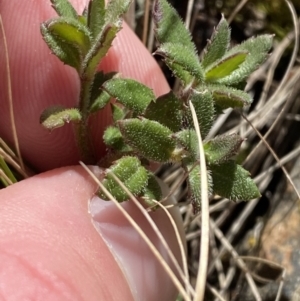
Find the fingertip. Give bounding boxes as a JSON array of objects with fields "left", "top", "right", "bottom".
[
  {"left": 0, "top": 166, "right": 134, "bottom": 300},
  {"left": 0, "top": 166, "right": 183, "bottom": 301}
]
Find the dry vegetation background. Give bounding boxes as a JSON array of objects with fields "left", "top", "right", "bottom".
[{"left": 2, "top": 0, "right": 300, "bottom": 300}]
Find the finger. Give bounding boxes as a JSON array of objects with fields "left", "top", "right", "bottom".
[
  {"left": 0, "top": 166, "right": 183, "bottom": 300},
  {"left": 0, "top": 0, "right": 169, "bottom": 171}
]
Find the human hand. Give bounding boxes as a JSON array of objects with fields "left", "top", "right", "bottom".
[{"left": 0, "top": 0, "right": 184, "bottom": 300}]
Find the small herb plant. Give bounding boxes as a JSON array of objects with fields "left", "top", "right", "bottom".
[{"left": 40, "top": 0, "right": 273, "bottom": 213}]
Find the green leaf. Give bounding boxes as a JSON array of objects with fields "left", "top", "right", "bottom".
[
  {"left": 153, "top": 0, "right": 196, "bottom": 54},
  {"left": 90, "top": 71, "right": 117, "bottom": 113},
  {"left": 155, "top": 43, "right": 204, "bottom": 82},
  {"left": 118, "top": 118, "right": 177, "bottom": 162},
  {"left": 174, "top": 129, "right": 199, "bottom": 161},
  {"left": 206, "top": 84, "right": 253, "bottom": 111},
  {"left": 44, "top": 17, "right": 92, "bottom": 55},
  {"left": 186, "top": 164, "right": 213, "bottom": 214},
  {"left": 41, "top": 22, "right": 81, "bottom": 70},
  {"left": 217, "top": 34, "right": 274, "bottom": 85},
  {"left": 202, "top": 16, "right": 230, "bottom": 68},
  {"left": 103, "top": 126, "right": 131, "bottom": 151},
  {"left": 142, "top": 174, "right": 162, "bottom": 207},
  {"left": 105, "top": 0, "right": 132, "bottom": 26},
  {"left": 50, "top": 0, "right": 78, "bottom": 19},
  {"left": 186, "top": 89, "right": 215, "bottom": 139},
  {"left": 205, "top": 52, "right": 248, "bottom": 81},
  {"left": 211, "top": 161, "right": 261, "bottom": 201},
  {"left": 87, "top": 0, "right": 106, "bottom": 39},
  {"left": 163, "top": 60, "right": 195, "bottom": 85},
  {"left": 111, "top": 103, "right": 127, "bottom": 122},
  {"left": 83, "top": 0, "right": 132, "bottom": 76},
  {"left": 102, "top": 78, "right": 155, "bottom": 114},
  {"left": 82, "top": 24, "right": 119, "bottom": 78},
  {"left": 40, "top": 106, "right": 82, "bottom": 130},
  {"left": 78, "top": 15, "right": 88, "bottom": 26},
  {"left": 144, "top": 91, "right": 182, "bottom": 132},
  {"left": 90, "top": 92, "right": 110, "bottom": 112},
  {"left": 204, "top": 134, "right": 243, "bottom": 165},
  {"left": 100, "top": 156, "right": 149, "bottom": 202}
]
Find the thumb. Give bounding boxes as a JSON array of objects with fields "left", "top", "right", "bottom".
[{"left": 0, "top": 166, "right": 184, "bottom": 301}]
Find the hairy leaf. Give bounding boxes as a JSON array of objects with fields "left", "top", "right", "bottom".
[
  {"left": 186, "top": 89, "right": 215, "bottom": 139},
  {"left": 211, "top": 161, "right": 261, "bottom": 201},
  {"left": 90, "top": 92, "right": 110, "bottom": 112},
  {"left": 41, "top": 22, "right": 82, "bottom": 70},
  {"left": 102, "top": 78, "right": 155, "bottom": 114},
  {"left": 83, "top": 24, "right": 120, "bottom": 78},
  {"left": 204, "top": 134, "right": 243, "bottom": 165},
  {"left": 111, "top": 103, "right": 127, "bottom": 122},
  {"left": 206, "top": 84, "right": 253, "bottom": 110},
  {"left": 205, "top": 52, "right": 248, "bottom": 81},
  {"left": 103, "top": 126, "right": 130, "bottom": 151},
  {"left": 118, "top": 118, "right": 176, "bottom": 162},
  {"left": 142, "top": 174, "right": 162, "bottom": 207},
  {"left": 90, "top": 71, "right": 117, "bottom": 112},
  {"left": 100, "top": 156, "right": 149, "bottom": 202},
  {"left": 202, "top": 15, "right": 230, "bottom": 68},
  {"left": 40, "top": 106, "right": 81, "bottom": 130},
  {"left": 155, "top": 42, "right": 204, "bottom": 82},
  {"left": 144, "top": 91, "right": 182, "bottom": 132},
  {"left": 105, "top": 0, "right": 132, "bottom": 26},
  {"left": 87, "top": 0, "right": 105, "bottom": 39},
  {"left": 44, "top": 17, "right": 92, "bottom": 55},
  {"left": 164, "top": 60, "right": 195, "bottom": 85},
  {"left": 186, "top": 164, "right": 213, "bottom": 214},
  {"left": 217, "top": 34, "right": 274, "bottom": 85},
  {"left": 175, "top": 129, "right": 199, "bottom": 161},
  {"left": 50, "top": 0, "right": 78, "bottom": 19},
  {"left": 153, "top": 0, "right": 196, "bottom": 54}
]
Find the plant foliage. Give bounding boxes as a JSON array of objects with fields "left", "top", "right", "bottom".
[{"left": 41, "top": 0, "right": 273, "bottom": 213}]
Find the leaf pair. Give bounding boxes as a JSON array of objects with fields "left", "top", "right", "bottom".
[
  {"left": 41, "top": 0, "right": 131, "bottom": 73},
  {"left": 40, "top": 0, "right": 132, "bottom": 131}
]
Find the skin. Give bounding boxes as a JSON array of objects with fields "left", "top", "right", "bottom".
[{"left": 0, "top": 0, "right": 184, "bottom": 300}]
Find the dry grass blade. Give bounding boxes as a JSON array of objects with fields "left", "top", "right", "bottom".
[
  {"left": 0, "top": 15, "right": 26, "bottom": 177},
  {"left": 266, "top": 0, "right": 299, "bottom": 106},
  {"left": 210, "top": 219, "right": 262, "bottom": 301},
  {"left": 240, "top": 256, "right": 286, "bottom": 301},
  {"left": 209, "top": 231, "right": 226, "bottom": 291},
  {"left": 142, "top": 0, "right": 150, "bottom": 45},
  {"left": 0, "top": 138, "right": 16, "bottom": 158},
  {"left": 185, "top": 0, "right": 195, "bottom": 29},
  {"left": 0, "top": 147, "right": 28, "bottom": 179},
  {"left": 227, "top": 0, "right": 249, "bottom": 24},
  {"left": 244, "top": 0, "right": 299, "bottom": 165},
  {"left": 80, "top": 162, "right": 192, "bottom": 301},
  {"left": 153, "top": 199, "right": 195, "bottom": 298},
  {"left": 189, "top": 100, "right": 210, "bottom": 301},
  {"left": 0, "top": 168, "right": 14, "bottom": 186},
  {"left": 241, "top": 113, "right": 300, "bottom": 201},
  {"left": 254, "top": 144, "right": 300, "bottom": 184},
  {"left": 206, "top": 283, "right": 227, "bottom": 301}
]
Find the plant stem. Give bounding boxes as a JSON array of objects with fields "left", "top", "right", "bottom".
[{"left": 75, "top": 75, "right": 96, "bottom": 163}]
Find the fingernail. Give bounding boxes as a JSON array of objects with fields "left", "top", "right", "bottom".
[{"left": 88, "top": 195, "right": 180, "bottom": 301}]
